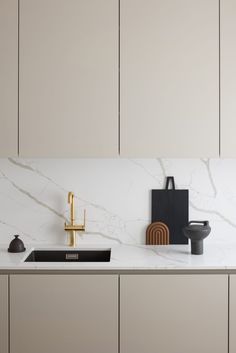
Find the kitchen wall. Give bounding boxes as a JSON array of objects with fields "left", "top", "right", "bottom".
[{"left": 0, "top": 158, "right": 236, "bottom": 245}]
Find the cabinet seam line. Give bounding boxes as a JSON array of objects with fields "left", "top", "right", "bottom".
[
  {"left": 118, "top": 0, "right": 120, "bottom": 156},
  {"left": 8, "top": 275, "right": 10, "bottom": 353},
  {"left": 17, "top": 0, "right": 20, "bottom": 156},
  {"left": 228, "top": 275, "right": 230, "bottom": 353},
  {"left": 219, "top": 0, "right": 221, "bottom": 157},
  {"left": 118, "top": 274, "right": 120, "bottom": 353}
]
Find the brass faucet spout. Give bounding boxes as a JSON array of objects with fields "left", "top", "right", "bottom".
[{"left": 68, "top": 191, "right": 73, "bottom": 203}]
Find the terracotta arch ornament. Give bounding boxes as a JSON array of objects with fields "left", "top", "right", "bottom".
[{"left": 146, "top": 222, "right": 170, "bottom": 245}]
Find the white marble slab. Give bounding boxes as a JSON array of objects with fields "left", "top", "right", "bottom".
[
  {"left": 0, "top": 243, "right": 236, "bottom": 271},
  {"left": 1, "top": 158, "right": 236, "bottom": 246}
]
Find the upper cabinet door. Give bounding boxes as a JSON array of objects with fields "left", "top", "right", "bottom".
[
  {"left": 0, "top": 0, "right": 18, "bottom": 157},
  {"left": 221, "top": 0, "right": 236, "bottom": 157},
  {"left": 19, "top": 0, "right": 118, "bottom": 157},
  {"left": 120, "top": 0, "right": 219, "bottom": 157}
]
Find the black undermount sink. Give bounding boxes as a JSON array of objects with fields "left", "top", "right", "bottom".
[{"left": 24, "top": 249, "right": 111, "bottom": 262}]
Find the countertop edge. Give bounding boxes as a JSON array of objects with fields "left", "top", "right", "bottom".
[{"left": 0, "top": 268, "right": 234, "bottom": 275}]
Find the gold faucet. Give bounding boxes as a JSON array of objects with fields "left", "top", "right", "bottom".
[{"left": 64, "top": 192, "right": 86, "bottom": 247}]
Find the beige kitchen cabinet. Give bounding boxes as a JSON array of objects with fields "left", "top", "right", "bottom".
[
  {"left": 0, "top": 275, "right": 8, "bottom": 353},
  {"left": 221, "top": 0, "right": 236, "bottom": 156},
  {"left": 120, "top": 275, "right": 228, "bottom": 353},
  {"left": 19, "top": 0, "right": 118, "bottom": 157},
  {"left": 120, "top": 0, "right": 219, "bottom": 157},
  {"left": 229, "top": 275, "right": 236, "bottom": 352},
  {"left": 10, "top": 275, "right": 118, "bottom": 353},
  {"left": 0, "top": 0, "right": 18, "bottom": 157}
]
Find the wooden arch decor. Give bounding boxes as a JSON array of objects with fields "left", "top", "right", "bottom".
[{"left": 146, "top": 222, "right": 170, "bottom": 245}]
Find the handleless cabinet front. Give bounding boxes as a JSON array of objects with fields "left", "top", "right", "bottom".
[
  {"left": 0, "top": 0, "right": 18, "bottom": 157},
  {"left": 19, "top": 0, "right": 118, "bottom": 157},
  {"left": 120, "top": 0, "right": 219, "bottom": 157},
  {"left": 229, "top": 275, "right": 236, "bottom": 352},
  {"left": 10, "top": 275, "right": 118, "bottom": 353},
  {"left": 0, "top": 275, "right": 8, "bottom": 353},
  {"left": 221, "top": 0, "right": 236, "bottom": 156},
  {"left": 120, "top": 275, "right": 228, "bottom": 353}
]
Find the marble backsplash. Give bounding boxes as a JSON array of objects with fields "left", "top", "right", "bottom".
[{"left": 0, "top": 158, "right": 236, "bottom": 246}]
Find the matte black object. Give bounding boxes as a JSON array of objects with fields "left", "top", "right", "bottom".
[
  {"left": 25, "top": 249, "right": 111, "bottom": 262},
  {"left": 183, "top": 221, "right": 211, "bottom": 255},
  {"left": 152, "top": 176, "right": 189, "bottom": 244},
  {"left": 8, "top": 235, "right": 26, "bottom": 253}
]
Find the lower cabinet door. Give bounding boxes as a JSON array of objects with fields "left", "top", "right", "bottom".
[
  {"left": 120, "top": 275, "right": 228, "bottom": 353},
  {"left": 229, "top": 275, "right": 236, "bottom": 353},
  {"left": 0, "top": 275, "right": 8, "bottom": 353},
  {"left": 10, "top": 275, "right": 118, "bottom": 353}
]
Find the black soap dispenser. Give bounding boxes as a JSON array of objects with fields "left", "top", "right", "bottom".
[{"left": 8, "top": 235, "right": 26, "bottom": 253}]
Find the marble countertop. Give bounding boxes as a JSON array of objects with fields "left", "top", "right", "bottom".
[{"left": 1, "top": 242, "right": 236, "bottom": 271}]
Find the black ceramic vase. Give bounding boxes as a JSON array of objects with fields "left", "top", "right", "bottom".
[{"left": 183, "top": 221, "right": 211, "bottom": 255}]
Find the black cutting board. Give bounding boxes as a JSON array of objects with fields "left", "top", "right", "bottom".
[{"left": 151, "top": 177, "right": 189, "bottom": 244}]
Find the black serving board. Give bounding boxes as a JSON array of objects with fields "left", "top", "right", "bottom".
[{"left": 151, "top": 177, "right": 189, "bottom": 244}]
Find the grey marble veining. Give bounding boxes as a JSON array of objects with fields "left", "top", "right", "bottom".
[{"left": 0, "top": 158, "right": 236, "bottom": 245}]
